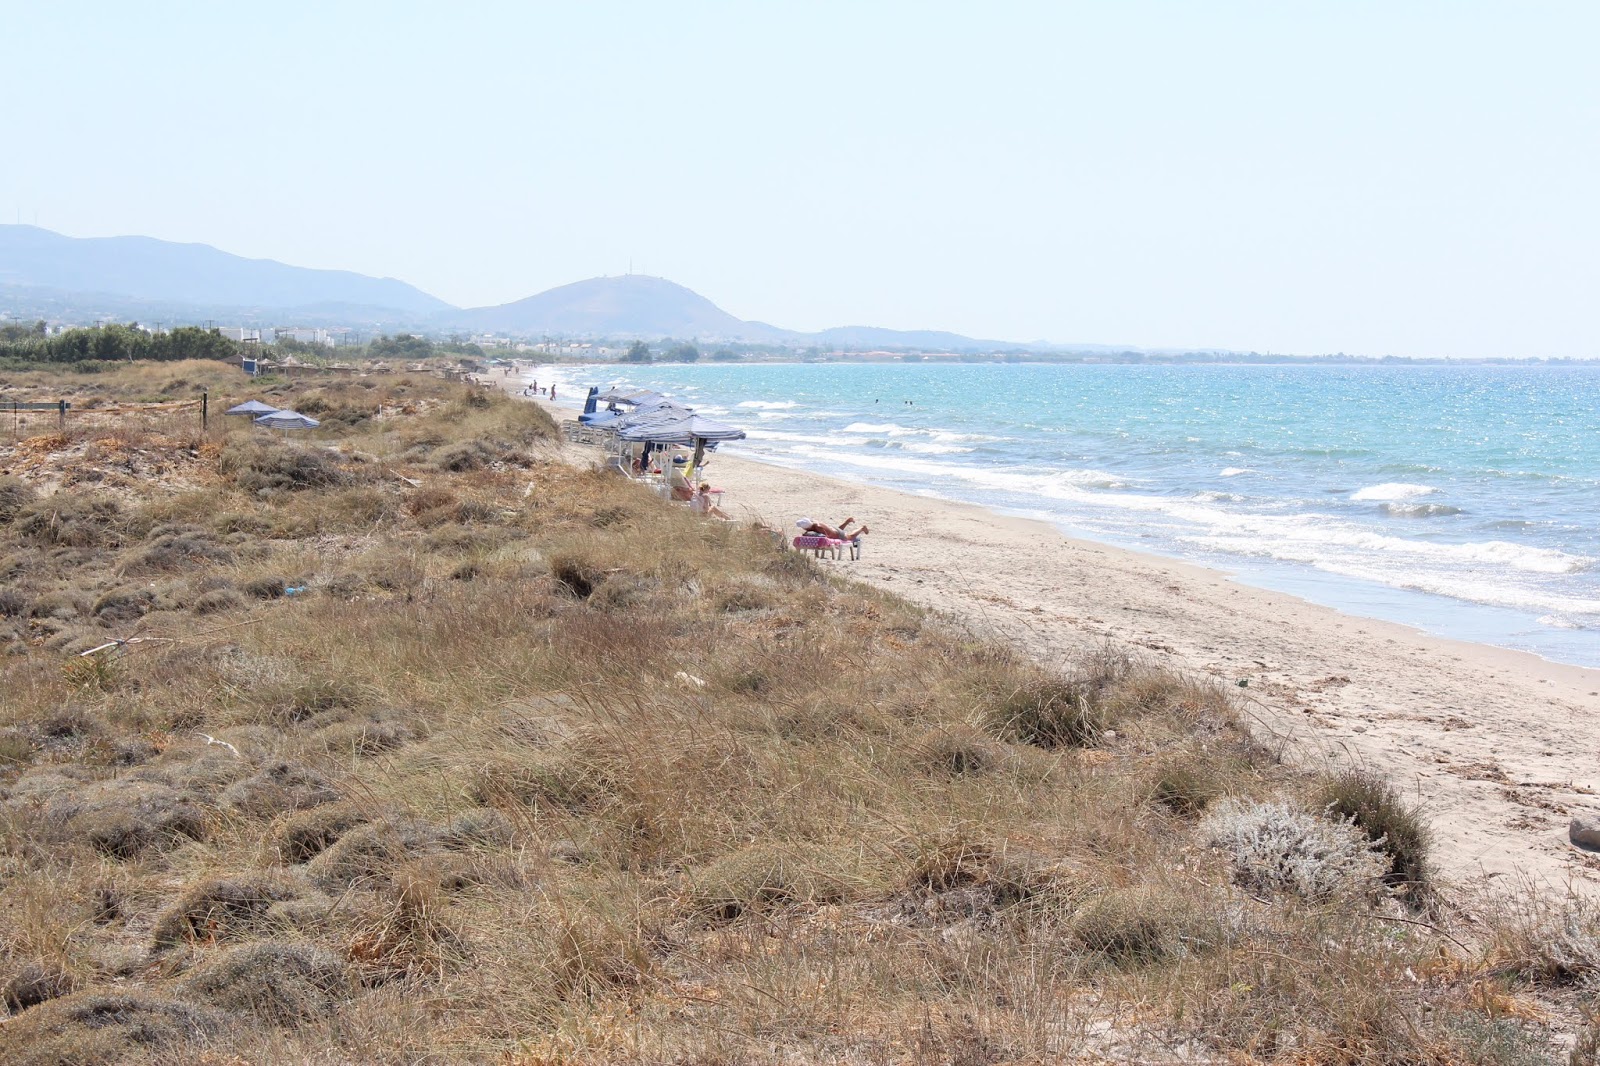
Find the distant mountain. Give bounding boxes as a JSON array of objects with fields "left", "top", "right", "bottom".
[
  {"left": 453, "top": 275, "right": 1029, "bottom": 350},
  {"left": 0, "top": 225, "right": 451, "bottom": 317},
  {"left": 452, "top": 275, "right": 786, "bottom": 342},
  {"left": 0, "top": 226, "right": 1056, "bottom": 350}
]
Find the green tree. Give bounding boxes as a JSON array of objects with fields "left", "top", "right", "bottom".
[
  {"left": 667, "top": 342, "right": 700, "bottom": 362},
  {"left": 624, "top": 341, "right": 652, "bottom": 363}
]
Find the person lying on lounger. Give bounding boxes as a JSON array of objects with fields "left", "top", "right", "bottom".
[{"left": 795, "top": 516, "right": 869, "bottom": 540}]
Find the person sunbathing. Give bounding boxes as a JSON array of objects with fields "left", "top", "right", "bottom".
[
  {"left": 795, "top": 516, "right": 868, "bottom": 540},
  {"left": 692, "top": 483, "right": 731, "bottom": 520}
]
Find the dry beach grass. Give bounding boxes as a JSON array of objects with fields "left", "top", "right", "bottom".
[{"left": 0, "top": 361, "right": 1597, "bottom": 1062}]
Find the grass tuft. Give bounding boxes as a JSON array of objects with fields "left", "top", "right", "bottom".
[{"left": 1314, "top": 768, "right": 1433, "bottom": 904}]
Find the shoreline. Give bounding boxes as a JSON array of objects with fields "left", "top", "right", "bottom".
[{"left": 514, "top": 382, "right": 1600, "bottom": 890}]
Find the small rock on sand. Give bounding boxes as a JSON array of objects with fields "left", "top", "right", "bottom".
[{"left": 1568, "top": 815, "right": 1600, "bottom": 851}]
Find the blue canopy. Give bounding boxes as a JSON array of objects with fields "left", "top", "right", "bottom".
[
  {"left": 254, "top": 410, "right": 321, "bottom": 430},
  {"left": 617, "top": 412, "right": 745, "bottom": 445},
  {"left": 226, "top": 400, "right": 279, "bottom": 416},
  {"left": 593, "top": 387, "right": 664, "bottom": 407}
]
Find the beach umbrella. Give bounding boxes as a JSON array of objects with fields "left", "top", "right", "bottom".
[
  {"left": 253, "top": 410, "right": 321, "bottom": 431},
  {"left": 619, "top": 412, "right": 743, "bottom": 456},
  {"left": 619, "top": 412, "right": 745, "bottom": 473},
  {"left": 593, "top": 387, "right": 664, "bottom": 407},
  {"left": 225, "top": 400, "right": 279, "bottom": 417},
  {"left": 611, "top": 400, "right": 692, "bottom": 430}
]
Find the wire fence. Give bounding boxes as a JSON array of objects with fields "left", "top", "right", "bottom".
[{"left": 1, "top": 395, "right": 210, "bottom": 441}]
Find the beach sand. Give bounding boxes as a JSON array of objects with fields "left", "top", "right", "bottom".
[{"left": 521, "top": 386, "right": 1600, "bottom": 891}]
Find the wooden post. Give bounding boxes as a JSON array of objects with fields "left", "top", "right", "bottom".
[
  {"left": 57, "top": 400, "right": 66, "bottom": 431},
  {"left": 201, "top": 390, "right": 209, "bottom": 432}
]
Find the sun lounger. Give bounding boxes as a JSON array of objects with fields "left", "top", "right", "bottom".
[{"left": 792, "top": 534, "right": 862, "bottom": 561}]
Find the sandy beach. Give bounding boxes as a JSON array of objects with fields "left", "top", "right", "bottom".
[{"left": 523, "top": 387, "right": 1600, "bottom": 891}]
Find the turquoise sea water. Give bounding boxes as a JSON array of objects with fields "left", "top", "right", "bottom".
[{"left": 538, "top": 362, "right": 1600, "bottom": 669}]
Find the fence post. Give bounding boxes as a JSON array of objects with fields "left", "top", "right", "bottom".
[
  {"left": 201, "top": 391, "right": 209, "bottom": 432},
  {"left": 57, "top": 400, "right": 66, "bottom": 431}
]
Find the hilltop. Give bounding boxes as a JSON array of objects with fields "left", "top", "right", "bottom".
[{"left": 449, "top": 274, "right": 787, "bottom": 342}]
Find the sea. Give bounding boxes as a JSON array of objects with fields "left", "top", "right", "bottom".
[{"left": 532, "top": 361, "right": 1600, "bottom": 669}]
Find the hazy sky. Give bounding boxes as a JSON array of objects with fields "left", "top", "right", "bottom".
[{"left": 4, "top": 2, "right": 1595, "bottom": 357}]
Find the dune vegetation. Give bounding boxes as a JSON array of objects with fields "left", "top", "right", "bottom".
[{"left": 0, "top": 360, "right": 1595, "bottom": 1064}]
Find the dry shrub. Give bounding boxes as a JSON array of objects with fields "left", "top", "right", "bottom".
[
  {"left": 192, "top": 587, "right": 245, "bottom": 614},
  {"left": 889, "top": 838, "right": 1057, "bottom": 932},
  {"left": 1488, "top": 886, "right": 1600, "bottom": 987},
  {"left": 1202, "top": 799, "right": 1389, "bottom": 903},
  {"left": 1069, "top": 886, "right": 1198, "bottom": 964},
  {"left": 0, "top": 475, "right": 38, "bottom": 522},
  {"left": 0, "top": 728, "right": 36, "bottom": 770},
  {"left": 241, "top": 574, "right": 287, "bottom": 599},
  {"left": 1146, "top": 749, "right": 1232, "bottom": 817},
  {"left": 987, "top": 674, "right": 1110, "bottom": 749},
  {"left": 405, "top": 485, "right": 458, "bottom": 519},
  {"left": 1313, "top": 769, "right": 1432, "bottom": 904},
  {"left": 0, "top": 991, "right": 222, "bottom": 1066},
  {"left": 150, "top": 874, "right": 300, "bottom": 947},
  {"left": 547, "top": 549, "right": 605, "bottom": 599},
  {"left": 176, "top": 940, "right": 350, "bottom": 1024},
  {"left": 549, "top": 903, "right": 656, "bottom": 1000},
  {"left": 0, "top": 586, "right": 27, "bottom": 617},
  {"left": 910, "top": 723, "right": 999, "bottom": 777},
  {"left": 307, "top": 821, "right": 433, "bottom": 890},
  {"left": 438, "top": 807, "right": 515, "bottom": 849},
  {"left": 38, "top": 779, "right": 208, "bottom": 858},
  {"left": 90, "top": 586, "right": 154, "bottom": 623},
  {"left": 470, "top": 748, "right": 615, "bottom": 814},
  {"left": 124, "top": 526, "right": 234, "bottom": 573},
  {"left": 268, "top": 802, "right": 370, "bottom": 864},
  {"left": 305, "top": 710, "right": 415, "bottom": 757},
  {"left": 1, "top": 959, "right": 75, "bottom": 1011},
  {"left": 13, "top": 493, "right": 123, "bottom": 548},
  {"left": 219, "top": 439, "right": 347, "bottom": 493},
  {"left": 27, "top": 590, "right": 86, "bottom": 622},
  {"left": 432, "top": 440, "right": 498, "bottom": 472},
  {"left": 220, "top": 761, "right": 341, "bottom": 816},
  {"left": 690, "top": 844, "right": 855, "bottom": 922},
  {"left": 348, "top": 867, "right": 465, "bottom": 981}
]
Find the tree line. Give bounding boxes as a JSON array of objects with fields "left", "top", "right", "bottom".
[{"left": 0, "top": 322, "right": 240, "bottom": 365}]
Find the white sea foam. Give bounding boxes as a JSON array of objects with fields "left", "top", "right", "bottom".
[
  {"left": 1381, "top": 502, "right": 1462, "bottom": 518},
  {"left": 841, "top": 421, "right": 918, "bottom": 436},
  {"left": 1188, "top": 512, "right": 1594, "bottom": 578},
  {"left": 744, "top": 429, "right": 867, "bottom": 446},
  {"left": 1219, "top": 467, "right": 1257, "bottom": 477},
  {"left": 930, "top": 430, "right": 1003, "bottom": 444},
  {"left": 1351, "top": 482, "right": 1438, "bottom": 501},
  {"left": 737, "top": 400, "right": 800, "bottom": 409},
  {"left": 899, "top": 441, "right": 976, "bottom": 455}
]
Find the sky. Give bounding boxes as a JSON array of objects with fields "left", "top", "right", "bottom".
[{"left": 3, "top": 1, "right": 1596, "bottom": 358}]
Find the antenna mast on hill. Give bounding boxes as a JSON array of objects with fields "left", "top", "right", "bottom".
[{"left": 628, "top": 257, "right": 633, "bottom": 276}]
